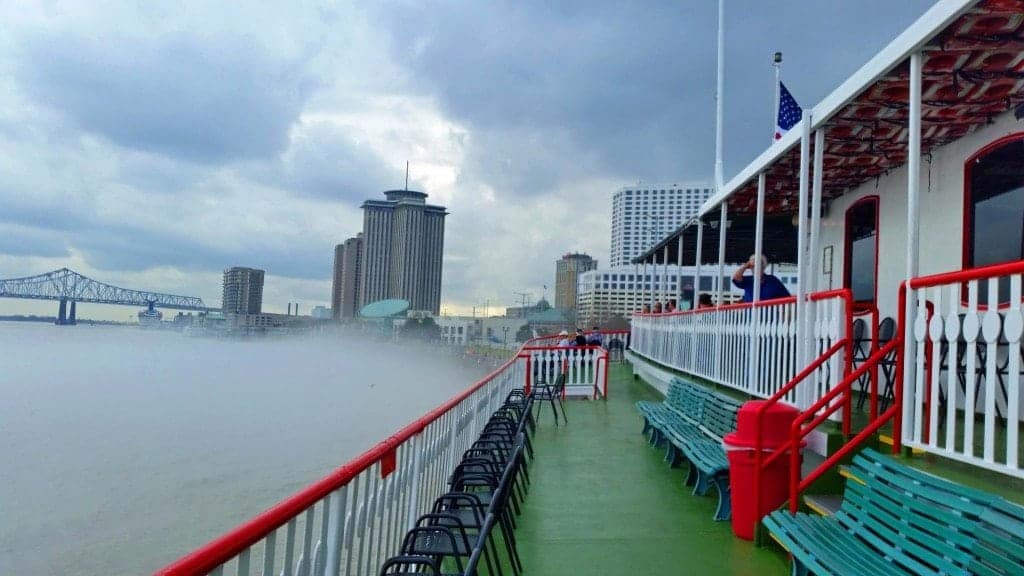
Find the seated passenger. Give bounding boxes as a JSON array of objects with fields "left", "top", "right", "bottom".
[{"left": 697, "top": 293, "right": 715, "bottom": 309}]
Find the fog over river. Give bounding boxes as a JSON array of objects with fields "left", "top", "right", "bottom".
[{"left": 0, "top": 323, "right": 481, "bottom": 575}]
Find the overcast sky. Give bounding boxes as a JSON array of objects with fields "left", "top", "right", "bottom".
[{"left": 0, "top": 0, "right": 937, "bottom": 319}]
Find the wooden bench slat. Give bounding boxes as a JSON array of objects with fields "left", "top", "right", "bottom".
[{"left": 768, "top": 448, "right": 1024, "bottom": 576}]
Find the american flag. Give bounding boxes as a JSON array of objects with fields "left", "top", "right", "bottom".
[{"left": 775, "top": 81, "right": 802, "bottom": 140}]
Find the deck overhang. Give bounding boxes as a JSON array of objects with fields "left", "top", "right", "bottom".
[
  {"left": 700, "top": 0, "right": 1024, "bottom": 217},
  {"left": 631, "top": 213, "right": 799, "bottom": 265}
]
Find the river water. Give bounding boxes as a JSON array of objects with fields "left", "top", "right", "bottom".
[{"left": 0, "top": 323, "right": 481, "bottom": 575}]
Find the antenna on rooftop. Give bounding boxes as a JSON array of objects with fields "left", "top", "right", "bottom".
[{"left": 405, "top": 161, "right": 410, "bottom": 191}]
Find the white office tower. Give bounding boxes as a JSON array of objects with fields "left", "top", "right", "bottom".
[{"left": 609, "top": 183, "right": 714, "bottom": 267}]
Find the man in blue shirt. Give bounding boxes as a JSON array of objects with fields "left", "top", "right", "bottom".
[{"left": 732, "top": 254, "right": 791, "bottom": 303}]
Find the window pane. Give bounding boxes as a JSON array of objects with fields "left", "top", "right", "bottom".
[
  {"left": 850, "top": 234, "right": 876, "bottom": 302},
  {"left": 969, "top": 138, "right": 1024, "bottom": 304},
  {"left": 845, "top": 198, "right": 878, "bottom": 303}
]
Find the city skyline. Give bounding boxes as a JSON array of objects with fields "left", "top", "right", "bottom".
[{"left": 0, "top": 1, "right": 937, "bottom": 321}]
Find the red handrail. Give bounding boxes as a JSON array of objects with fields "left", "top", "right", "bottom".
[
  {"left": 783, "top": 339, "right": 902, "bottom": 513},
  {"left": 750, "top": 288, "right": 854, "bottom": 523},
  {"left": 155, "top": 354, "right": 521, "bottom": 575},
  {"left": 907, "top": 259, "right": 1024, "bottom": 289}
]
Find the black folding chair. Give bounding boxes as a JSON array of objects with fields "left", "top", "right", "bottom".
[
  {"left": 877, "top": 317, "right": 899, "bottom": 412},
  {"left": 531, "top": 372, "right": 567, "bottom": 425}
]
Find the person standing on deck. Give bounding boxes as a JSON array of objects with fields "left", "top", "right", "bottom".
[{"left": 732, "top": 254, "right": 790, "bottom": 303}]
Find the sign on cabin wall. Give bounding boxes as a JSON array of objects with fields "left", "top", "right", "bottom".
[{"left": 823, "top": 245, "right": 834, "bottom": 289}]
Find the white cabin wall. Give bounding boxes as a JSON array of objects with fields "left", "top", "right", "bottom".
[{"left": 815, "top": 111, "right": 1024, "bottom": 321}]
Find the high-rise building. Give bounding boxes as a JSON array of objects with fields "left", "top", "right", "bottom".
[
  {"left": 554, "top": 253, "right": 597, "bottom": 310},
  {"left": 609, "top": 182, "right": 715, "bottom": 267},
  {"left": 360, "top": 190, "right": 447, "bottom": 314},
  {"left": 331, "top": 233, "right": 363, "bottom": 319},
  {"left": 222, "top": 267, "right": 265, "bottom": 314}
]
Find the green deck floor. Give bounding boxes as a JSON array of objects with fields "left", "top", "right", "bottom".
[{"left": 510, "top": 363, "right": 789, "bottom": 576}]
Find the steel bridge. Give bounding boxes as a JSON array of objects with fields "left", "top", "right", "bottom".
[{"left": 0, "top": 268, "right": 215, "bottom": 324}]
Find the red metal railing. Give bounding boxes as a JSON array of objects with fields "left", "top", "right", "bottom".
[
  {"left": 156, "top": 355, "right": 526, "bottom": 575},
  {"left": 756, "top": 260, "right": 1024, "bottom": 522},
  {"left": 749, "top": 288, "right": 856, "bottom": 519},
  {"left": 156, "top": 332, "right": 614, "bottom": 575}
]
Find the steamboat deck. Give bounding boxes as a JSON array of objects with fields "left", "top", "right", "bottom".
[{"left": 508, "top": 363, "right": 788, "bottom": 575}]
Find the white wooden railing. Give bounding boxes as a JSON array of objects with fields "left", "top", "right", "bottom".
[
  {"left": 630, "top": 289, "right": 852, "bottom": 410},
  {"left": 901, "top": 261, "right": 1024, "bottom": 479},
  {"left": 522, "top": 346, "right": 609, "bottom": 399}
]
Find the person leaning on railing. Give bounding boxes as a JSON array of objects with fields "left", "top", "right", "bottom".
[{"left": 732, "top": 254, "right": 791, "bottom": 303}]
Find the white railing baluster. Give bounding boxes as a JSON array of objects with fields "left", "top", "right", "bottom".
[
  {"left": 237, "top": 548, "right": 250, "bottom": 576},
  {"left": 913, "top": 293, "right": 928, "bottom": 445},
  {"left": 1006, "top": 275, "right": 1021, "bottom": 468},
  {"left": 342, "top": 478, "right": 360, "bottom": 576},
  {"left": 983, "top": 278, "right": 1000, "bottom": 463},
  {"left": 944, "top": 284, "right": 960, "bottom": 452},
  {"left": 324, "top": 487, "right": 346, "bottom": 576},
  {"left": 283, "top": 518, "right": 297, "bottom": 576},
  {"left": 263, "top": 530, "right": 276, "bottom": 576},
  {"left": 928, "top": 287, "right": 943, "bottom": 449},
  {"left": 964, "top": 280, "right": 979, "bottom": 458},
  {"left": 300, "top": 508, "right": 315, "bottom": 576}
]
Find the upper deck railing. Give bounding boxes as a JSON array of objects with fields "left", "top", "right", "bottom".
[
  {"left": 155, "top": 333, "right": 612, "bottom": 576},
  {"left": 630, "top": 289, "right": 852, "bottom": 410}
]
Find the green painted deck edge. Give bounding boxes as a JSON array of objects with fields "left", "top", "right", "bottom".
[{"left": 508, "top": 362, "right": 790, "bottom": 576}]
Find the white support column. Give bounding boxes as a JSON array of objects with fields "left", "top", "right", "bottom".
[
  {"left": 714, "top": 0, "right": 726, "bottom": 194},
  {"left": 753, "top": 174, "right": 766, "bottom": 303},
  {"left": 663, "top": 245, "right": 670, "bottom": 307},
  {"left": 715, "top": 203, "right": 728, "bottom": 378},
  {"left": 902, "top": 51, "right": 923, "bottom": 441},
  {"left": 750, "top": 172, "right": 766, "bottom": 391},
  {"left": 633, "top": 263, "right": 640, "bottom": 314},
  {"left": 806, "top": 128, "right": 825, "bottom": 369},
  {"left": 677, "top": 233, "right": 685, "bottom": 306},
  {"left": 642, "top": 262, "right": 649, "bottom": 309},
  {"left": 717, "top": 203, "right": 728, "bottom": 305},
  {"left": 694, "top": 220, "right": 704, "bottom": 310},
  {"left": 795, "top": 112, "right": 813, "bottom": 405}
]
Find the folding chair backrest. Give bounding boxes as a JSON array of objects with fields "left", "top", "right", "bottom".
[{"left": 878, "top": 316, "right": 895, "bottom": 343}]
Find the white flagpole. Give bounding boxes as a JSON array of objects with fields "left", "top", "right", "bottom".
[
  {"left": 772, "top": 51, "right": 782, "bottom": 143},
  {"left": 714, "top": 0, "right": 725, "bottom": 193}
]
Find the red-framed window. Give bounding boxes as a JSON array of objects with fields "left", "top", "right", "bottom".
[
  {"left": 844, "top": 195, "right": 879, "bottom": 305},
  {"left": 963, "top": 133, "right": 1024, "bottom": 305}
]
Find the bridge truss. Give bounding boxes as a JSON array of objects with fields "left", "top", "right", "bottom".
[{"left": 0, "top": 268, "right": 212, "bottom": 311}]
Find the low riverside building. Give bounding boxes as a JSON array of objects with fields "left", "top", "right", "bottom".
[{"left": 576, "top": 264, "right": 798, "bottom": 326}]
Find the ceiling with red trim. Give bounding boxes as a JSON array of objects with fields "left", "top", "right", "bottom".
[{"left": 727, "top": 0, "right": 1024, "bottom": 215}]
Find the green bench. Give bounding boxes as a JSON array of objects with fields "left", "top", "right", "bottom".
[
  {"left": 635, "top": 378, "right": 741, "bottom": 521},
  {"left": 764, "top": 448, "right": 1024, "bottom": 576}
]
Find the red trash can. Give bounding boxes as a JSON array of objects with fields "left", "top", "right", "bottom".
[{"left": 723, "top": 400, "right": 801, "bottom": 540}]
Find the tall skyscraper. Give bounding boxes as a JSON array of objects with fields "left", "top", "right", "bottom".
[
  {"left": 609, "top": 182, "right": 714, "bottom": 267},
  {"left": 222, "top": 267, "right": 265, "bottom": 314},
  {"left": 331, "top": 233, "right": 363, "bottom": 319},
  {"left": 360, "top": 190, "right": 447, "bottom": 314},
  {"left": 555, "top": 253, "right": 597, "bottom": 310}
]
